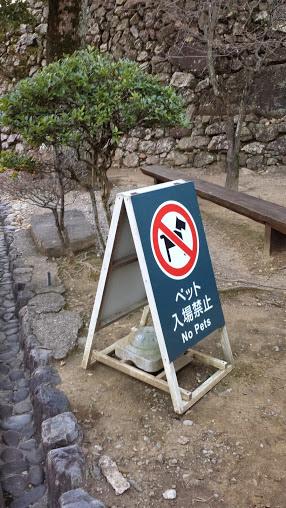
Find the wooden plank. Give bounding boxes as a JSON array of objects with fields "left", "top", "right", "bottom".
[
  {"left": 93, "top": 351, "right": 191, "bottom": 401},
  {"left": 220, "top": 326, "right": 234, "bottom": 364},
  {"left": 189, "top": 349, "right": 227, "bottom": 370},
  {"left": 141, "top": 165, "right": 286, "bottom": 235},
  {"left": 156, "top": 351, "right": 194, "bottom": 379},
  {"left": 101, "top": 343, "right": 116, "bottom": 355},
  {"left": 90, "top": 343, "right": 116, "bottom": 366},
  {"left": 156, "top": 349, "right": 227, "bottom": 382},
  {"left": 179, "top": 365, "right": 233, "bottom": 414},
  {"left": 139, "top": 305, "right": 150, "bottom": 327},
  {"left": 82, "top": 195, "right": 125, "bottom": 369}
]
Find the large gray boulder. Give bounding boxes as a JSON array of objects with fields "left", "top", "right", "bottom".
[
  {"left": 47, "top": 445, "right": 85, "bottom": 508},
  {"left": 42, "top": 412, "right": 82, "bottom": 453},
  {"left": 33, "top": 384, "right": 70, "bottom": 435},
  {"left": 30, "top": 209, "right": 95, "bottom": 257}
]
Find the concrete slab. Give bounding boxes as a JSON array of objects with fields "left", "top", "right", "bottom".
[
  {"left": 30, "top": 210, "right": 95, "bottom": 258},
  {"left": 13, "top": 229, "right": 60, "bottom": 289},
  {"left": 31, "top": 310, "right": 82, "bottom": 360}
]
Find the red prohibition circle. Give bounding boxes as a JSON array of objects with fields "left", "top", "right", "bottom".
[{"left": 151, "top": 201, "right": 199, "bottom": 279}]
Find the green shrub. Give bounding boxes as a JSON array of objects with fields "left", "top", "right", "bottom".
[
  {"left": 0, "top": 47, "right": 186, "bottom": 145},
  {"left": 0, "top": 150, "right": 36, "bottom": 173},
  {"left": 0, "top": 1, "right": 35, "bottom": 32},
  {"left": 0, "top": 47, "right": 187, "bottom": 248}
]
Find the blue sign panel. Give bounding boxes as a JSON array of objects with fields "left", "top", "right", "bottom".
[{"left": 131, "top": 181, "right": 225, "bottom": 363}]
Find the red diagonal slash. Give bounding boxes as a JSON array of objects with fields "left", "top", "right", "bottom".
[{"left": 159, "top": 221, "right": 194, "bottom": 258}]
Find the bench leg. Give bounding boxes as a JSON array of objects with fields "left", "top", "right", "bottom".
[{"left": 264, "top": 225, "right": 286, "bottom": 256}]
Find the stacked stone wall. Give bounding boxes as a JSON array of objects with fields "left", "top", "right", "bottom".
[
  {"left": 84, "top": 0, "right": 286, "bottom": 171},
  {"left": 0, "top": 0, "right": 47, "bottom": 153},
  {"left": 1, "top": 0, "right": 286, "bottom": 171}
]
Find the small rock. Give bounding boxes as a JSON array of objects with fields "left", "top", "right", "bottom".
[
  {"left": 27, "top": 348, "right": 52, "bottom": 373},
  {"left": 241, "top": 142, "right": 265, "bottom": 155},
  {"left": 0, "top": 377, "right": 13, "bottom": 390},
  {"left": 20, "top": 439, "right": 37, "bottom": 451},
  {"left": 29, "top": 465, "right": 44, "bottom": 486},
  {"left": 20, "top": 422, "right": 35, "bottom": 440},
  {"left": 1, "top": 446, "right": 24, "bottom": 462},
  {"left": 99, "top": 455, "right": 130, "bottom": 495},
  {"left": 183, "top": 419, "right": 193, "bottom": 426},
  {"left": 1, "top": 413, "right": 32, "bottom": 431},
  {"left": 2, "top": 430, "right": 21, "bottom": 447},
  {"left": 2, "top": 473, "right": 28, "bottom": 497},
  {"left": 35, "top": 23, "right": 47, "bottom": 35},
  {"left": 9, "top": 369, "right": 24, "bottom": 381},
  {"left": 24, "top": 445, "right": 44, "bottom": 465},
  {"left": 13, "top": 388, "right": 29, "bottom": 403},
  {"left": 123, "top": 152, "right": 139, "bottom": 168},
  {"left": 0, "top": 364, "right": 9, "bottom": 375},
  {"left": 0, "top": 460, "right": 28, "bottom": 477},
  {"left": 10, "top": 485, "right": 46, "bottom": 508},
  {"left": 14, "top": 397, "right": 32, "bottom": 415},
  {"left": 59, "top": 488, "right": 106, "bottom": 507},
  {"left": 30, "top": 366, "right": 61, "bottom": 394},
  {"left": 16, "top": 378, "right": 30, "bottom": 389},
  {"left": 42, "top": 412, "right": 82, "bottom": 452},
  {"left": 177, "top": 436, "right": 190, "bottom": 445},
  {"left": 29, "top": 491, "right": 48, "bottom": 508},
  {"left": 193, "top": 152, "right": 216, "bottom": 167},
  {"left": 170, "top": 71, "right": 194, "bottom": 88},
  {"left": 163, "top": 489, "right": 177, "bottom": 500},
  {"left": 93, "top": 445, "right": 103, "bottom": 456},
  {"left": 0, "top": 403, "right": 12, "bottom": 419}
]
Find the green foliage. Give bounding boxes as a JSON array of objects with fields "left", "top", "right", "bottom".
[
  {"left": 0, "top": 150, "right": 36, "bottom": 174},
  {"left": 0, "top": 47, "right": 187, "bottom": 149},
  {"left": 0, "top": 1, "right": 35, "bottom": 32}
]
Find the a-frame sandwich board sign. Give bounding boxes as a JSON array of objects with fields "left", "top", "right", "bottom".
[{"left": 82, "top": 180, "right": 234, "bottom": 415}]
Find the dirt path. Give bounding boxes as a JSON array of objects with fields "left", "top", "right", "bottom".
[{"left": 58, "top": 166, "right": 286, "bottom": 508}]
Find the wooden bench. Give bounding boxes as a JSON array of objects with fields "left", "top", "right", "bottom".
[{"left": 141, "top": 164, "right": 286, "bottom": 256}]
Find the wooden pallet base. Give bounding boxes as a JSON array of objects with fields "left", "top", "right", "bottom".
[{"left": 91, "top": 340, "right": 233, "bottom": 414}]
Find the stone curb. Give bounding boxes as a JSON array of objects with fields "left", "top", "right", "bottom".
[{"left": 1, "top": 204, "right": 104, "bottom": 508}]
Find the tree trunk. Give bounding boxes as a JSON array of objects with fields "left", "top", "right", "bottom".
[
  {"left": 52, "top": 147, "right": 73, "bottom": 256},
  {"left": 101, "top": 172, "right": 112, "bottom": 225},
  {"left": 88, "top": 187, "right": 106, "bottom": 255},
  {"left": 225, "top": 116, "right": 239, "bottom": 191},
  {"left": 225, "top": 149, "right": 240, "bottom": 190},
  {"left": 225, "top": 82, "right": 248, "bottom": 191},
  {"left": 47, "top": 0, "right": 82, "bottom": 63},
  {"left": 51, "top": 208, "right": 73, "bottom": 257},
  {"left": 58, "top": 172, "right": 74, "bottom": 257}
]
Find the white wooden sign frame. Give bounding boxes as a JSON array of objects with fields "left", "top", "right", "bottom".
[{"left": 82, "top": 181, "right": 234, "bottom": 414}]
